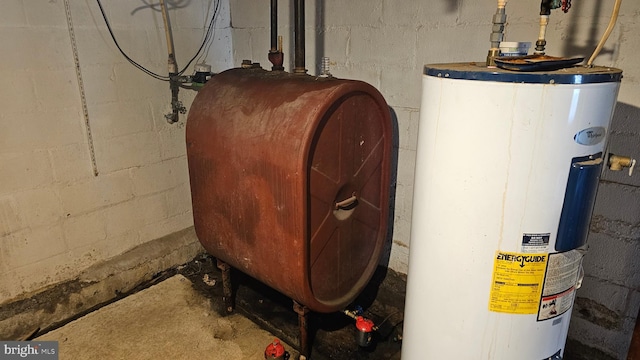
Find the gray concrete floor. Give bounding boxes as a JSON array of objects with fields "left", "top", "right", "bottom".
[
  {"left": 28, "top": 256, "right": 592, "bottom": 360},
  {"left": 36, "top": 275, "right": 299, "bottom": 360}
]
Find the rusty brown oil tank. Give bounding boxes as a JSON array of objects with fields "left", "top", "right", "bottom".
[{"left": 186, "top": 66, "right": 392, "bottom": 313}]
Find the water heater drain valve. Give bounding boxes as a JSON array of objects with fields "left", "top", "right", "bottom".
[{"left": 264, "top": 338, "right": 290, "bottom": 360}]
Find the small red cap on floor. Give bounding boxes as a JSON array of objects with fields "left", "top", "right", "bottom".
[{"left": 265, "top": 338, "right": 286, "bottom": 359}]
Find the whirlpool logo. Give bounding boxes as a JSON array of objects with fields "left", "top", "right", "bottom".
[{"left": 574, "top": 126, "right": 606, "bottom": 146}]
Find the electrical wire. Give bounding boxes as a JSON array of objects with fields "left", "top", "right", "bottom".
[
  {"left": 96, "top": 0, "right": 220, "bottom": 79},
  {"left": 179, "top": 0, "right": 220, "bottom": 75},
  {"left": 95, "top": 0, "right": 170, "bottom": 81},
  {"left": 197, "top": 0, "right": 221, "bottom": 65},
  {"left": 375, "top": 310, "right": 402, "bottom": 329}
]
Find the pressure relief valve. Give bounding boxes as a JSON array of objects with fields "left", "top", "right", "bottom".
[{"left": 609, "top": 154, "right": 637, "bottom": 176}]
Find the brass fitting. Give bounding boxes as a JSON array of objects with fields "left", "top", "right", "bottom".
[{"left": 609, "top": 154, "right": 636, "bottom": 175}]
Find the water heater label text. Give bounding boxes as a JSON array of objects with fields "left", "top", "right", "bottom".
[
  {"left": 496, "top": 253, "right": 547, "bottom": 268},
  {"left": 489, "top": 251, "right": 548, "bottom": 314}
]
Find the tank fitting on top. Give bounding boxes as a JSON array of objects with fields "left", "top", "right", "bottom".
[{"left": 486, "top": 0, "right": 508, "bottom": 67}]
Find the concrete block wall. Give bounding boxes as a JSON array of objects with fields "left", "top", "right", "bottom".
[
  {"left": 228, "top": 0, "right": 640, "bottom": 357},
  {"left": 0, "top": 0, "right": 232, "bottom": 305}
]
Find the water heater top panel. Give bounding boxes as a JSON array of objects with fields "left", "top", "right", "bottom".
[{"left": 424, "top": 62, "right": 622, "bottom": 84}]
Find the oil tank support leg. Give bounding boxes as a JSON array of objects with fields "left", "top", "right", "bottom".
[
  {"left": 216, "top": 259, "right": 234, "bottom": 313},
  {"left": 293, "top": 300, "right": 310, "bottom": 360}
]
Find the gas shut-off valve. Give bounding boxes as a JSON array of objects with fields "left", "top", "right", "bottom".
[{"left": 608, "top": 154, "right": 637, "bottom": 176}]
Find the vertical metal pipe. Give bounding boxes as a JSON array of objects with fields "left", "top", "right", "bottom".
[
  {"left": 294, "top": 0, "right": 306, "bottom": 73},
  {"left": 217, "top": 259, "right": 234, "bottom": 313},
  {"left": 293, "top": 301, "right": 310, "bottom": 359},
  {"left": 270, "top": 0, "right": 278, "bottom": 51}
]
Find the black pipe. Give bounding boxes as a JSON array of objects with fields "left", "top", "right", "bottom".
[
  {"left": 540, "top": 0, "right": 553, "bottom": 15},
  {"left": 270, "top": 0, "right": 277, "bottom": 51},
  {"left": 294, "top": 0, "right": 306, "bottom": 73}
]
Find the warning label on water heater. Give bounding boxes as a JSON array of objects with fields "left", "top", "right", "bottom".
[
  {"left": 489, "top": 251, "right": 548, "bottom": 314},
  {"left": 537, "top": 250, "right": 584, "bottom": 321}
]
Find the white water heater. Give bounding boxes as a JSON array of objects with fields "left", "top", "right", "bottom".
[{"left": 402, "top": 63, "right": 622, "bottom": 359}]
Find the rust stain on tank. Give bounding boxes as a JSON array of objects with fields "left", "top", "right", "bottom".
[{"left": 186, "top": 67, "right": 393, "bottom": 312}]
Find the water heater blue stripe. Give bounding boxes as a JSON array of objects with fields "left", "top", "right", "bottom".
[{"left": 424, "top": 63, "right": 622, "bottom": 84}]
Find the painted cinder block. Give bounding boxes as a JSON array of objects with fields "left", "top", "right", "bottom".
[
  {"left": 90, "top": 101, "right": 154, "bottom": 140},
  {"left": 388, "top": 223, "right": 410, "bottom": 273},
  {"left": 320, "top": 27, "right": 350, "bottom": 65},
  {"left": 583, "top": 232, "right": 640, "bottom": 289},
  {"left": 94, "top": 132, "right": 162, "bottom": 174},
  {"left": 49, "top": 143, "right": 94, "bottom": 184},
  {"left": 416, "top": 25, "right": 489, "bottom": 64},
  {"left": 103, "top": 193, "right": 169, "bottom": 238},
  {"left": 349, "top": 26, "right": 416, "bottom": 68},
  {"left": 0, "top": 151, "right": 54, "bottom": 195},
  {"left": 330, "top": 64, "right": 381, "bottom": 89},
  {"left": 0, "top": 225, "right": 67, "bottom": 270},
  {"left": 229, "top": 0, "right": 270, "bottom": 29},
  {"left": 389, "top": 108, "right": 419, "bottom": 151},
  {"left": 324, "top": 0, "right": 382, "bottom": 27},
  {"left": 574, "top": 275, "right": 631, "bottom": 318},
  {"left": 23, "top": 0, "right": 66, "bottom": 28},
  {"left": 80, "top": 64, "right": 119, "bottom": 105},
  {"left": 567, "top": 314, "right": 636, "bottom": 359},
  {"left": 0, "top": 196, "right": 23, "bottom": 237},
  {"left": 63, "top": 210, "right": 108, "bottom": 249},
  {"left": 380, "top": 67, "right": 422, "bottom": 109},
  {"left": 0, "top": 0, "right": 27, "bottom": 27},
  {"left": 381, "top": 0, "right": 459, "bottom": 27},
  {"left": 0, "top": 70, "right": 37, "bottom": 116},
  {"left": 130, "top": 159, "right": 183, "bottom": 197},
  {"left": 0, "top": 0, "right": 233, "bottom": 308},
  {"left": 33, "top": 68, "right": 82, "bottom": 112},
  {"left": 13, "top": 188, "right": 64, "bottom": 228},
  {"left": 59, "top": 170, "right": 134, "bottom": 216},
  {"left": 157, "top": 124, "right": 188, "bottom": 160},
  {"left": 73, "top": 28, "right": 123, "bottom": 67},
  {"left": 592, "top": 182, "right": 640, "bottom": 225},
  {"left": 111, "top": 62, "right": 170, "bottom": 103},
  {"left": 1, "top": 109, "right": 84, "bottom": 153},
  {"left": 138, "top": 212, "right": 193, "bottom": 245},
  {"left": 164, "top": 182, "right": 193, "bottom": 218}
]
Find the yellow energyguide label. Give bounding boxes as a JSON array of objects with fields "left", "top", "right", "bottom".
[{"left": 489, "top": 251, "right": 548, "bottom": 314}]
